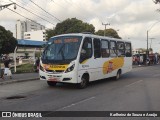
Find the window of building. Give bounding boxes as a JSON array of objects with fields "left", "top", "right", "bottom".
[
  {"left": 25, "top": 37, "right": 30, "bottom": 39},
  {"left": 117, "top": 42, "right": 125, "bottom": 57},
  {"left": 110, "top": 41, "right": 117, "bottom": 57},
  {"left": 101, "top": 39, "right": 109, "bottom": 58},
  {"left": 93, "top": 38, "right": 101, "bottom": 58}
]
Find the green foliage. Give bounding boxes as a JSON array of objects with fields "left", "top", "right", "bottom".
[
  {"left": 149, "top": 48, "right": 153, "bottom": 52},
  {"left": 95, "top": 28, "right": 121, "bottom": 39},
  {"left": 0, "top": 25, "right": 17, "bottom": 55},
  {"left": 136, "top": 48, "right": 147, "bottom": 53},
  {"left": 35, "top": 52, "right": 41, "bottom": 58},
  {"left": 11, "top": 63, "right": 34, "bottom": 73},
  {"left": 44, "top": 18, "right": 121, "bottom": 40},
  {"left": 95, "top": 30, "right": 104, "bottom": 36},
  {"left": 24, "top": 52, "right": 29, "bottom": 58},
  {"left": 46, "top": 29, "right": 56, "bottom": 41},
  {"left": 55, "top": 18, "right": 95, "bottom": 35},
  {"left": 45, "top": 18, "right": 95, "bottom": 39}
]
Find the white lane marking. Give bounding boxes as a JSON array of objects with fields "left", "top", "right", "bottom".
[
  {"left": 125, "top": 80, "right": 143, "bottom": 87},
  {"left": 57, "top": 96, "right": 95, "bottom": 111},
  {"left": 0, "top": 90, "right": 14, "bottom": 92},
  {"left": 152, "top": 74, "right": 160, "bottom": 77}
]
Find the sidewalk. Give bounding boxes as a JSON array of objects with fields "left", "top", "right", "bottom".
[
  {"left": 133, "top": 63, "right": 160, "bottom": 68},
  {"left": 0, "top": 72, "right": 39, "bottom": 85},
  {"left": 132, "top": 64, "right": 146, "bottom": 68}
]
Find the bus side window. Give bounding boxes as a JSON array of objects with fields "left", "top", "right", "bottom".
[
  {"left": 117, "top": 42, "right": 125, "bottom": 57},
  {"left": 80, "top": 37, "right": 92, "bottom": 63},
  {"left": 93, "top": 38, "right": 101, "bottom": 58},
  {"left": 101, "top": 40, "right": 109, "bottom": 58},
  {"left": 125, "top": 43, "right": 132, "bottom": 57},
  {"left": 110, "top": 41, "right": 117, "bottom": 57}
]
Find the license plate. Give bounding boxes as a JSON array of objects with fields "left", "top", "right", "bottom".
[{"left": 48, "top": 77, "right": 59, "bottom": 81}]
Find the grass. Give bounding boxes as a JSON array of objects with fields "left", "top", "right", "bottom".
[{"left": 11, "top": 63, "right": 35, "bottom": 74}]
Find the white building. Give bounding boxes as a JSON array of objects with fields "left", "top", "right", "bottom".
[
  {"left": 24, "top": 30, "right": 46, "bottom": 41},
  {"left": 16, "top": 20, "right": 45, "bottom": 39}
]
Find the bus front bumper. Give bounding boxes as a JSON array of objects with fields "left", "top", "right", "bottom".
[{"left": 39, "top": 70, "right": 77, "bottom": 83}]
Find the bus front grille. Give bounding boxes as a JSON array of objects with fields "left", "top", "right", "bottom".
[{"left": 46, "top": 70, "right": 64, "bottom": 73}]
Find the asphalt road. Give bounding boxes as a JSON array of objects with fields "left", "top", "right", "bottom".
[{"left": 0, "top": 65, "right": 160, "bottom": 120}]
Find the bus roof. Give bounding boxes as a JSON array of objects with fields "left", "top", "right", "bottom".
[{"left": 50, "top": 33, "right": 131, "bottom": 43}]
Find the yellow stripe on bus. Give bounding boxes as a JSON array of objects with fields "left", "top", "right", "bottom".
[{"left": 43, "top": 64, "right": 69, "bottom": 71}]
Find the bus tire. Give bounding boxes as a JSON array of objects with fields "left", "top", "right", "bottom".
[
  {"left": 77, "top": 74, "right": 89, "bottom": 89},
  {"left": 47, "top": 81, "right": 57, "bottom": 86},
  {"left": 113, "top": 70, "right": 121, "bottom": 80}
]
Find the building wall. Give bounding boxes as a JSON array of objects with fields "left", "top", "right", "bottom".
[
  {"left": 16, "top": 20, "right": 45, "bottom": 39},
  {"left": 16, "top": 20, "right": 26, "bottom": 39},
  {"left": 24, "top": 30, "right": 46, "bottom": 41}
]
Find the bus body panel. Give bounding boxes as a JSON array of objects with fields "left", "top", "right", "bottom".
[
  {"left": 77, "top": 57, "right": 132, "bottom": 83},
  {"left": 39, "top": 33, "right": 132, "bottom": 85}
]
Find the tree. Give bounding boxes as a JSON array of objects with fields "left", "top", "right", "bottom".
[
  {"left": 149, "top": 48, "right": 153, "bottom": 52},
  {"left": 136, "top": 48, "right": 147, "bottom": 53},
  {"left": 54, "top": 18, "right": 95, "bottom": 35},
  {"left": 95, "top": 28, "right": 121, "bottom": 39},
  {"left": 0, "top": 25, "right": 17, "bottom": 55},
  {"left": 45, "top": 29, "right": 56, "bottom": 41}
]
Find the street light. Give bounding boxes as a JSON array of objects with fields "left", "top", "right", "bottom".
[{"left": 0, "top": 2, "right": 16, "bottom": 11}]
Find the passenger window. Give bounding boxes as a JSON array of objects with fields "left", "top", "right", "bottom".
[
  {"left": 117, "top": 42, "right": 125, "bottom": 57},
  {"left": 110, "top": 41, "right": 117, "bottom": 57},
  {"left": 93, "top": 38, "right": 101, "bottom": 58},
  {"left": 101, "top": 40, "right": 109, "bottom": 58},
  {"left": 125, "top": 43, "right": 132, "bottom": 57},
  {"left": 80, "top": 37, "right": 92, "bottom": 63}
]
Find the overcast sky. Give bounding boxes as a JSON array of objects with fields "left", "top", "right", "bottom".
[{"left": 0, "top": 0, "right": 160, "bottom": 52}]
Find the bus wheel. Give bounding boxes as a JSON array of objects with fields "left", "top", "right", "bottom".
[
  {"left": 77, "top": 75, "right": 88, "bottom": 89},
  {"left": 111, "top": 70, "right": 121, "bottom": 80},
  {"left": 113, "top": 70, "right": 121, "bottom": 80},
  {"left": 47, "top": 81, "right": 57, "bottom": 86}
]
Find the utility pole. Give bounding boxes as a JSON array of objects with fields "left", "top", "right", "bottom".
[
  {"left": 102, "top": 23, "right": 110, "bottom": 36},
  {"left": 0, "top": 3, "right": 16, "bottom": 11},
  {"left": 146, "top": 20, "right": 160, "bottom": 58},
  {"left": 147, "top": 30, "right": 149, "bottom": 57}
]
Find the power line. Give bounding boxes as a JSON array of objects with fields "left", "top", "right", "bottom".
[
  {"left": 16, "top": 0, "right": 55, "bottom": 22},
  {"left": 64, "top": 0, "right": 82, "bottom": 10},
  {"left": 51, "top": 0, "right": 66, "bottom": 9},
  {"left": 29, "top": 0, "right": 61, "bottom": 22},
  {"left": 9, "top": 0, "right": 54, "bottom": 25},
  {"left": 7, "top": 8, "right": 44, "bottom": 27}
]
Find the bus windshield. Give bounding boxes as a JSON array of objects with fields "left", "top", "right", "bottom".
[{"left": 42, "top": 36, "right": 82, "bottom": 64}]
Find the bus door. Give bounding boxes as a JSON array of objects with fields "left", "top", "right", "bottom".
[{"left": 79, "top": 37, "right": 94, "bottom": 81}]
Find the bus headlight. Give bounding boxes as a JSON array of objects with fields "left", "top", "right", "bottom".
[{"left": 65, "top": 64, "right": 75, "bottom": 73}]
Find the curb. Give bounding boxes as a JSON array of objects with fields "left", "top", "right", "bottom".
[
  {"left": 0, "top": 77, "right": 39, "bottom": 85},
  {"left": 133, "top": 64, "right": 159, "bottom": 68}
]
